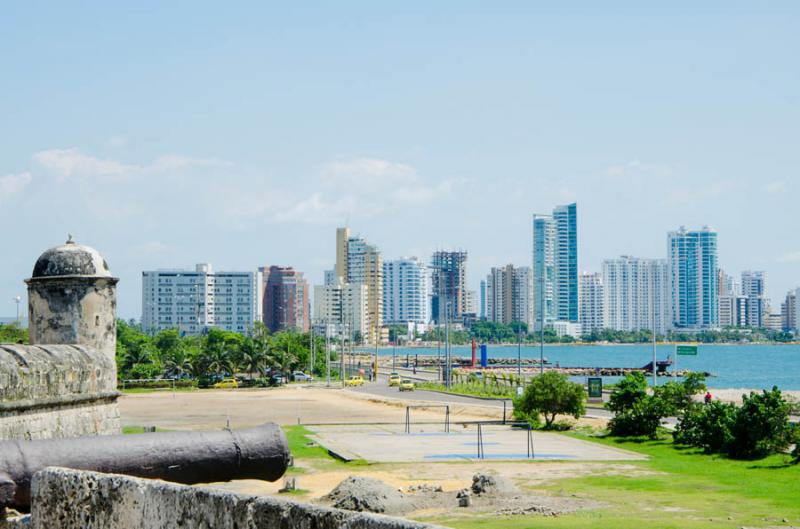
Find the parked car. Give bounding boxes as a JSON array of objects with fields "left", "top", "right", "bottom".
[
  {"left": 269, "top": 374, "right": 286, "bottom": 386},
  {"left": 399, "top": 379, "right": 415, "bottom": 392},
  {"left": 213, "top": 378, "right": 238, "bottom": 389},
  {"left": 292, "top": 371, "right": 313, "bottom": 382},
  {"left": 345, "top": 375, "right": 365, "bottom": 387},
  {"left": 388, "top": 373, "right": 401, "bottom": 386}
]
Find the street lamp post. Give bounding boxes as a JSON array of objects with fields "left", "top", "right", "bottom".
[
  {"left": 13, "top": 296, "right": 22, "bottom": 323},
  {"left": 539, "top": 273, "right": 545, "bottom": 375}
]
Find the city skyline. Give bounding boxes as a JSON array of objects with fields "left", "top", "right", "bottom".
[{"left": 2, "top": 4, "right": 799, "bottom": 319}]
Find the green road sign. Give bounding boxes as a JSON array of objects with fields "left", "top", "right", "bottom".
[
  {"left": 676, "top": 345, "right": 698, "bottom": 356},
  {"left": 588, "top": 377, "right": 603, "bottom": 398}
]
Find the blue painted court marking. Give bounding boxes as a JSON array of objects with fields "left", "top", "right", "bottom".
[
  {"left": 425, "top": 453, "right": 577, "bottom": 460},
  {"left": 460, "top": 442, "right": 501, "bottom": 446},
  {"left": 371, "top": 432, "right": 471, "bottom": 437}
]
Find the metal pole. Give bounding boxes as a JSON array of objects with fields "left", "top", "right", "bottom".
[
  {"left": 539, "top": 272, "right": 545, "bottom": 375},
  {"left": 309, "top": 326, "right": 314, "bottom": 375},
  {"left": 651, "top": 279, "right": 657, "bottom": 387},
  {"left": 517, "top": 327, "right": 522, "bottom": 378},
  {"left": 341, "top": 322, "right": 346, "bottom": 388},
  {"left": 445, "top": 301, "right": 451, "bottom": 389},
  {"left": 325, "top": 329, "right": 331, "bottom": 387}
]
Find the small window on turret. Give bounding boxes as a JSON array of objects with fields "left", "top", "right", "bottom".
[{"left": 95, "top": 315, "right": 100, "bottom": 326}]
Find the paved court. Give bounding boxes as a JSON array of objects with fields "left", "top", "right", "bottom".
[{"left": 307, "top": 423, "right": 646, "bottom": 463}]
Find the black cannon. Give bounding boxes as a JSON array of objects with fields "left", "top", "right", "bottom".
[{"left": 0, "top": 422, "right": 289, "bottom": 511}]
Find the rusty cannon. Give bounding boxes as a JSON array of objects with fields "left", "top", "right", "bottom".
[{"left": 0, "top": 422, "right": 289, "bottom": 511}]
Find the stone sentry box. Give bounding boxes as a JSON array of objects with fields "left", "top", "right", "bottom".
[{"left": 0, "top": 237, "right": 121, "bottom": 440}]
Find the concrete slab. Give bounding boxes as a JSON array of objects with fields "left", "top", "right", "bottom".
[{"left": 307, "top": 423, "right": 646, "bottom": 463}]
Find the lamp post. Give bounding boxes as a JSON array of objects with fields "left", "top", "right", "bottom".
[
  {"left": 539, "top": 273, "right": 545, "bottom": 375},
  {"left": 13, "top": 296, "right": 21, "bottom": 323}
]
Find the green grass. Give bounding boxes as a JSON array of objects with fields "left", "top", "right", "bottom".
[
  {"left": 427, "top": 433, "right": 800, "bottom": 529},
  {"left": 282, "top": 425, "right": 370, "bottom": 471},
  {"left": 416, "top": 381, "right": 513, "bottom": 399},
  {"left": 122, "top": 425, "right": 169, "bottom": 434},
  {"left": 120, "top": 386, "right": 199, "bottom": 394}
]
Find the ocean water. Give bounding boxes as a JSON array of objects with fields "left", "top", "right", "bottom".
[{"left": 378, "top": 344, "right": 800, "bottom": 390}]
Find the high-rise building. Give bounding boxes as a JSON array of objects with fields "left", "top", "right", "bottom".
[
  {"left": 603, "top": 256, "right": 670, "bottom": 334},
  {"left": 431, "top": 251, "right": 468, "bottom": 324},
  {"left": 335, "top": 227, "right": 350, "bottom": 282},
  {"left": 479, "top": 279, "right": 487, "bottom": 320},
  {"left": 578, "top": 272, "right": 604, "bottom": 335},
  {"left": 383, "top": 257, "right": 430, "bottom": 326},
  {"left": 741, "top": 271, "right": 767, "bottom": 328},
  {"left": 261, "top": 266, "right": 309, "bottom": 333},
  {"left": 142, "top": 264, "right": 261, "bottom": 336},
  {"left": 668, "top": 226, "right": 719, "bottom": 330},
  {"left": 532, "top": 203, "right": 578, "bottom": 329},
  {"left": 781, "top": 289, "right": 798, "bottom": 332},
  {"left": 313, "top": 278, "right": 369, "bottom": 340},
  {"left": 345, "top": 235, "right": 383, "bottom": 343},
  {"left": 485, "top": 265, "right": 533, "bottom": 327}
]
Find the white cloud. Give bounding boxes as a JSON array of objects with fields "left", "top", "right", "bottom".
[
  {"left": 764, "top": 180, "right": 786, "bottom": 194},
  {"left": 228, "top": 157, "right": 458, "bottom": 225},
  {"left": 33, "top": 148, "right": 231, "bottom": 182},
  {"left": 777, "top": 251, "right": 800, "bottom": 264},
  {"left": 106, "top": 136, "right": 128, "bottom": 148},
  {"left": 0, "top": 172, "right": 33, "bottom": 201},
  {"left": 321, "top": 157, "right": 417, "bottom": 191},
  {"left": 34, "top": 149, "right": 131, "bottom": 181}
]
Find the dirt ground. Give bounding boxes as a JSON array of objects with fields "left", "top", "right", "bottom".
[{"left": 119, "top": 385, "right": 503, "bottom": 431}]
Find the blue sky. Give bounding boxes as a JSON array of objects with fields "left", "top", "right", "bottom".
[{"left": 1, "top": 2, "right": 798, "bottom": 319}]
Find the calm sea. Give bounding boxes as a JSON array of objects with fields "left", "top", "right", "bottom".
[{"left": 377, "top": 344, "right": 800, "bottom": 390}]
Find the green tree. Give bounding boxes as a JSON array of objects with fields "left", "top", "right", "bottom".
[
  {"left": 0, "top": 322, "right": 28, "bottom": 344},
  {"left": 607, "top": 372, "right": 668, "bottom": 439},
  {"left": 726, "top": 387, "right": 792, "bottom": 460},
  {"left": 674, "top": 400, "right": 736, "bottom": 453},
  {"left": 513, "top": 371, "right": 585, "bottom": 429}
]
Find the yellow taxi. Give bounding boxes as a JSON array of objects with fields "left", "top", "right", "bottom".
[
  {"left": 345, "top": 375, "right": 365, "bottom": 387},
  {"left": 399, "top": 379, "right": 415, "bottom": 392},
  {"left": 213, "top": 378, "right": 238, "bottom": 389},
  {"left": 388, "top": 373, "right": 401, "bottom": 386}
]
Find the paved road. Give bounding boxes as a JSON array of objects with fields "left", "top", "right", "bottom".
[{"left": 350, "top": 377, "right": 615, "bottom": 420}]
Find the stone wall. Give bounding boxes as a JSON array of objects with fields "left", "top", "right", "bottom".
[
  {"left": 24, "top": 468, "right": 445, "bottom": 529},
  {"left": 0, "top": 344, "right": 120, "bottom": 440},
  {"left": 0, "top": 399, "right": 119, "bottom": 441}
]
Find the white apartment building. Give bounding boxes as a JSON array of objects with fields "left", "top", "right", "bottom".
[
  {"left": 579, "top": 272, "right": 604, "bottom": 335},
  {"left": 383, "top": 257, "right": 430, "bottom": 326},
  {"left": 313, "top": 279, "right": 369, "bottom": 340},
  {"left": 741, "top": 271, "right": 767, "bottom": 328},
  {"left": 602, "top": 256, "right": 670, "bottom": 334},
  {"left": 485, "top": 265, "right": 533, "bottom": 328},
  {"left": 141, "top": 263, "right": 261, "bottom": 336}
]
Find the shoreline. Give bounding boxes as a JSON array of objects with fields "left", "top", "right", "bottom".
[{"left": 380, "top": 342, "right": 800, "bottom": 348}]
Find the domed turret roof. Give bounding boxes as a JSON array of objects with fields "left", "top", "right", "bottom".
[{"left": 30, "top": 235, "right": 112, "bottom": 279}]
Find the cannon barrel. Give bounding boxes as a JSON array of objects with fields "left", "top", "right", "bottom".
[{"left": 0, "top": 422, "right": 289, "bottom": 511}]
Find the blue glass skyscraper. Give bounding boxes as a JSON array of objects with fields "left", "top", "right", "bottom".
[
  {"left": 532, "top": 203, "right": 578, "bottom": 329},
  {"left": 668, "top": 226, "right": 719, "bottom": 329}
]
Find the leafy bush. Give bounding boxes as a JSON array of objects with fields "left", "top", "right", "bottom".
[
  {"left": 675, "top": 387, "right": 793, "bottom": 460},
  {"left": 606, "top": 372, "right": 648, "bottom": 414},
  {"left": 513, "top": 371, "right": 585, "bottom": 429},
  {"left": 674, "top": 401, "right": 735, "bottom": 453},
  {"left": 657, "top": 373, "right": 707, "bottom": 415},
  {"left": 726, "top": 387, "right": 792, "bottom": 460},
  {"left": 608, "top": 394, "right": 670, "bottom": 439}
]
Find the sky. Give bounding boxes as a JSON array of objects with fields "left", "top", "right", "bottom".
[{"left": 1, "top": 2, "right": 799, "bottom": 319}]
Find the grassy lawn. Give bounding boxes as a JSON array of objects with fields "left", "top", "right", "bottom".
[
  {"left": 283, "top": 424, "right": 370, "bottom": 472},
  {"left": 122, "top": 425, "right": 170, "bottom": 434},
  {"left": 428, "top": 433, "right": 800, "bottom": 529}
]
